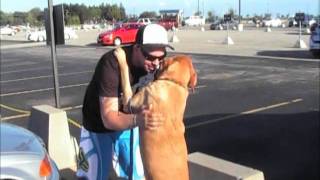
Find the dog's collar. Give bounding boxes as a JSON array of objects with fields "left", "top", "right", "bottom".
[{"left": 157, "top": 77, "right": 188, "bottom": 90}]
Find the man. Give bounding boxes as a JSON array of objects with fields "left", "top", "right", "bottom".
[{"left": 76, "top": 24, "right": 174, "bottom": 180}]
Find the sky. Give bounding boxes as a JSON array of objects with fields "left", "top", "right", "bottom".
[{"left": 1, "top": 0, "right": 319, "bottom": 17}]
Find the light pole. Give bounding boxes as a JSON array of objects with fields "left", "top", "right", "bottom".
[
  {"left": 203, "top": 0, "right": 204, "bottom": 17},
  {"left": 239, "top": 0, "right": 241, "bottom": 23},
  {"left": 47, "top": 0, "right": 60, "bottom": 108},
  {"left": 197, "top": 0, "right": 200, "bottom": 15}
]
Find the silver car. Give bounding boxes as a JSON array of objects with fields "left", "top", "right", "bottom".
[{"left": 0, "top": 123, "right": 60, "bottom": 180}]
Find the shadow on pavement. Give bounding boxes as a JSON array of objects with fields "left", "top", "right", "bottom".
[
  {"left": 60, "top": 168, "right": 77, "bottom": 180},
  {"left": 286, "top": 32, "right": 312, "bottom": 36},
  {"left": 185, "top": 111, "right": 319, "bottom": 180},
  {"left": 86, "top": 42, "right": 101, "bottom": 47},
  {"left": 257, "top": 50, "right": 316, "bottom": 59}
]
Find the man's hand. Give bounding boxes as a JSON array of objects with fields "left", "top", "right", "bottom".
[{"left": 136, "top": 104, "right": 164, "bottom": 130}]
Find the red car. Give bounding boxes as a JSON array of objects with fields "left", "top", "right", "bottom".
[
  {"left": 158, "top": 19, "right": 178, "bottom": 30},
  {"left": 97, "top": 23, "right": 143, "bottom": 46}
]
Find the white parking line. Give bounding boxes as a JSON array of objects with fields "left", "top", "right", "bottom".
[
  {"left": 1, "top": 61, "right": 38, "bottom": 68},
  {"left": 1, "top": 98, "right": 305, "bottom": 129},
  {"left": 1, "top": 66, "right": 63, "bottom": 74},
  {"left": 0, "top": 83, "right": 88, "bottom": 97},
  {"left": 186, "top": 98, "right": 303, "bottom": 129},
  {"left": 1, "top": 103, "right": 83, "bottom": 121},
  {"left": 240, "top": 99, "right": 303, "bottom": 114},
  {"left": 62, "top": 105, "right": 83, "bottom": 111},
  {"left": 195, "top": 85, "right": 206, "bottom": 89},
  {"left": 0, "top": 70, "right": 93, "bottom": 83},
  {"left": 1, "top": 114, "right": 30, "bottom": 121}
]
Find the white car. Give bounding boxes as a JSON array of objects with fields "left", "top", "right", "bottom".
[
  {"left": 27, "top": 28, "right": 78, "bottom": 42},
  {"left": 64, "top": 27, "right": 78, "bottom": 40},
  {"left": 27, "top": 30, "right": 47, "bottom": 42},
  {"left": 0, "top": 123, "right": 60, "bottom": 180},
  {"left": 309, "top": 23, "right": 320, "bottom": 58},
  {"left": 184, "top": 16, "right": 205, "bottom": 26},
  {"left": 263, "top": 18, "right": 282, "bottom": 27},
  {"left": 137, "top": 18, "right": 152, "bottom": 25},
  {"left": 0, "top": 26, "right": 16, "bottom": 36}
]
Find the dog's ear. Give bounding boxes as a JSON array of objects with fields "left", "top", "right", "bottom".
[{"left": 188, "top": 61, "right": 197, "bottom": 92}]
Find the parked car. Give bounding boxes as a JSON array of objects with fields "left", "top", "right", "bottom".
[
  {"left": 64, "top": 27, "right": 78, "bottom": 40},
  {"left": 309, "top": 23, "right": 320, "bottom": 58},
  {"left": 289, "top": 16, "right": 317, "bottom": 27},
  {"left": 0, "top": 123, "right": 60, "bottom": 180},
  {"left": 183, "top": 16, "right": 205, "bottom": 26},
  {"left": 210, "top": 20, "right": 223, "bottom": 30},
  {"left": 262, "top": 18, "right": 283, "bottom": 27},
  {"left": 137, "top": 18, "right": 152, "bottom": 25},
  {"left": 0, "top": 26, "right": 16, "bottom": 36},
  {"left": 158, "top": 19, "right": 178, "bottom": 30},
  {"left": 97, "top": 23, "right": 143, "bottom": 46},
  {"left": 210, "top": 20, "right": 238, "bottom": 30},
  {"left": 27, "top": 30, "right": 47, "bottom": 42},
  {"left": 27, "top": 28, "right": 78, "bottom": 42}
]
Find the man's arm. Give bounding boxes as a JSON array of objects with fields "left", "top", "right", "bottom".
[
  {"left": 100, "top": 96, "right": 163, "bottom": 131},
  {"left": 99, "top": 96, "right": 135, "bottom": 131}
]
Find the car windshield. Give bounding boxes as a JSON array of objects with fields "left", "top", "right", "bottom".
[{"left": 113, "top": 24, "right": 122, "bottom": 30}]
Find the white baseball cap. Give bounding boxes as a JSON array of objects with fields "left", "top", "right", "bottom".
[{"left": 135, "top": 24, "right": 174, "bottom": 51}]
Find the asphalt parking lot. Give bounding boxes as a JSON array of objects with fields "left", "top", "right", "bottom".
[{"left": 1, "top": 27, "right": 319, "bottom": 180}]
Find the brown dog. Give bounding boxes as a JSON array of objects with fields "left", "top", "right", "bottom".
[{"left": 114, "top": 48, "right": 197, "bottom": 180}]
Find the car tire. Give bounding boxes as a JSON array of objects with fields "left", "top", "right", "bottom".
[
  {"left": 114, "top": 38, "right": 121, "bottom": 46},
  {"left": 311, "top": 50, "right": 320, "bottom": 59}
]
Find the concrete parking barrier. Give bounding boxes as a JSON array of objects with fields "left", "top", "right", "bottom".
[
  {"left": 170, "top": 31, "right": 180, "bottom": 43},
  {"left": 224, "top": 36, "right": 234, "bottom": 45},
  {"left": 265, "top": 27, "right": 272, "bottom": 32},
  {"left": 28, "top": 105, "right": 78, "bottom": 170},
  {"left": 188, "top": 152, "right": 264, "bottom": 180},
  {"left": 238, "top": 24, "right": 244, "bottom": 31},
  {"left": 305, "top": 28, "right": 311, "bottom": 34},
  {"left": 294, "top": 39, "right": 307, "bottom": 49}
]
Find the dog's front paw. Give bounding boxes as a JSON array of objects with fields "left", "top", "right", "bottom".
[{"left": 114, "top": 47, "right": 127, "bottom": 66}]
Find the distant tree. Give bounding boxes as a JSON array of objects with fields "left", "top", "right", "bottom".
[
  {"left": 0, "top": 11, "right": 13, "bottom": 25},
  {"left": 67, "top": 15, "right": 81, "bottom": 25},
  {"left": 101, "top": 4, "right": 113, "bottom": 21},
  {"left": 13, "top": 11, "right": 27, "bottom": 25},
  {"left": 1, "top": 2, "right": 128, "bottom": 25},
  {"left": 110, "top": 4, "right": 121, "bottom": 20},
  {"left": 139, "top": 11, "right": 157, "bottom": 18},
  {"left": 78, "top": 4, "right": 89, "bottom": 24},
  {"left": 26, "top": 8, "right": 43, "bottom": 26},
  {"left": 264, "top": 13, "right": 272, "bottom": 19},
  {"left": 194, "top": 11, "right": 202, "bottom": 16},
  {"left": 119, "top": 3, "right": 126, "bottom": 20},
  {"left": 206, "top": 11, "right": 216, "bottom": 22},
  {"left": 227, "top": 8, "right": 235, "bottom": 17},
  {"left": 88, "top": 6, "right": 101, "bottom": 23}
]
